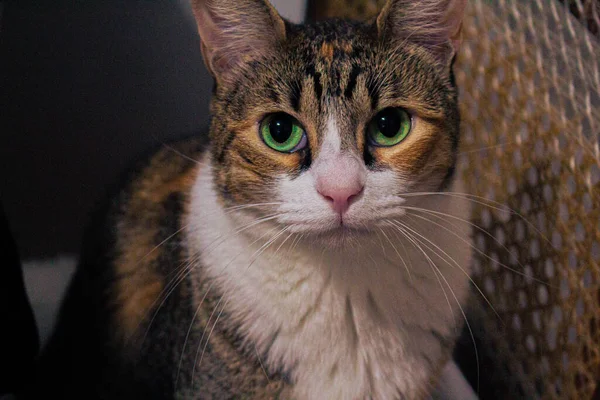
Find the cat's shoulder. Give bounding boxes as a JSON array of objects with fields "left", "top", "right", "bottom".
[
  {"left": 106, "top": 135, "right": 208, "bottom": 334},
  {"left": 121, "top": 136, "right": 207, "bottom": 207}
]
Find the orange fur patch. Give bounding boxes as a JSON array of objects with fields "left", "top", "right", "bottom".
[
  {"left": 373, "top": 118, "right": 451, "bottom": 176},
  {"left": 113, "top": 148, "right": 203, "bottom": 345},
  {"left": 320, "top": 42, "right": 334, "bottom": 62}
]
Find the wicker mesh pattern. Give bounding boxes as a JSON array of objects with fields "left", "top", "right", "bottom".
[
  {"left": 308, "top": 1, "right": 600, "bottom": 398},
  {"left": 562, "top": 0, "right": 600, "bottom": 36}
]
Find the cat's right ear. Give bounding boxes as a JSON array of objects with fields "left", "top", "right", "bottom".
[{"left": 190, "top": 0, "right": 286, "bottom": 82}]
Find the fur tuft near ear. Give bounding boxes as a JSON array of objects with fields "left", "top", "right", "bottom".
[
  {"left": 376, "top": 0, "right": 466, "bottom": 66},
  {"left": 191, "top": 0, "right": 286, "bottom": 81}
]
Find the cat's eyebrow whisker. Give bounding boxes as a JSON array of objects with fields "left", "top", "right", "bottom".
[
  {"left": 386, "top": 221, "right": 480, "bottom": 394},
  {"left": 404, "top": 210, "right": 554, "bottom": 288}
]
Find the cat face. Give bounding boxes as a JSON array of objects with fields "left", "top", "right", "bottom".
[{"left": 192, "top": 0, "right": 465, "bottom": 244}]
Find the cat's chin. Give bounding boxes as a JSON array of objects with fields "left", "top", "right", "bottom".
[{"left": 308, "top": 225, "right": 373, "bottom": 250}]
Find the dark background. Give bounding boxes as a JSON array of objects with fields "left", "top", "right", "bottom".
[{"left": 0, "top": 1, "right": 212, "bottom": 259}]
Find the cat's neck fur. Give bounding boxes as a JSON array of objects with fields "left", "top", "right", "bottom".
[{"left": 186, "top": 159, "right": 472, "bottom": 400}]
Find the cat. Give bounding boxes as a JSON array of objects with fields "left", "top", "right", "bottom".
[{"left": 30, "top": 0, "right": 472, "bottom": 398}]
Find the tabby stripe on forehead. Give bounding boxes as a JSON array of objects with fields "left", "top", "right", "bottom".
[
  {"left": 289, "top": 80, "right": 302, "bottom": 112},
  {"left": 366, "top": 78, "right": 379, "bottom": 110},
  {"left": 344, "top": 65, "right": 362, "bottom": 99},
  {"left": 268, "top": 87, "right": 279, "bottom": 103},
  {"left": 305, "top": 64, "right": 323, "bottom": 106}
]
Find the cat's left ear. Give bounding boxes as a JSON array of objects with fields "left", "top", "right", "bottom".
[
  {"left": 376, "top": 0, "right": 467, "bottom": 67},
  {"left": 191, "top": 0, "right": 286, "bottom": 82}
]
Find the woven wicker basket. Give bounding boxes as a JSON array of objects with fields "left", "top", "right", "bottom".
[{"left": 307, "top": 1, "right": 600, "bottom": 399}]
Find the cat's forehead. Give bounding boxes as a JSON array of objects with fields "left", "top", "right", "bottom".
[
  {"left": 288, "top": 19, "right": 375, "bottom": 64},
  {"left": 214, "top": 18, "right": 451, "bottom": 131}
]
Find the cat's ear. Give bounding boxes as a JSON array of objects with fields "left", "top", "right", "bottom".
[
  {"left": 191, "top": 0, "right": 286, "bottom": 81},
  {"left": 376, "top": 0, "right": 466, "bottom": 66}
]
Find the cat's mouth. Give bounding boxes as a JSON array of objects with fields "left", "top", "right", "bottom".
[{"left": 310, "top": 222, "right": 373, "bottom": 247}]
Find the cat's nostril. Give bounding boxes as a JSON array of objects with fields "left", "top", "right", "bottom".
[{"left": 347, "top": 188, "right": 364, "bottom": 205}]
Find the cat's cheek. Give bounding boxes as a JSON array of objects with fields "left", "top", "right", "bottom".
[{"left": 370, "top": 135, "right": 454, "bottom": 189}]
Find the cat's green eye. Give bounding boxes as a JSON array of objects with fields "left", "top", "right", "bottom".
[
  {"left": 367, "top": 108, "right": 412, "bottom": 147},
  {"left": 260, "top": 113, "right": 307, "bottom": 153}
]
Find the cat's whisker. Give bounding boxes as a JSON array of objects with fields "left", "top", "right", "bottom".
[
  {"left": 134, "top": 202, "right": 284, "bottom": 289},
  {"left": 289, "top": 232, "right": 305, "bottom": 254},
  {"left": 404, "top": 209, "right": 554, "bottom": 288},
  {"left": 129, "top": 204, "right": 284, "bottom": 334},
  {"left": 159, "top": 141, "right": 208, "bottom": 166},
  {"left": 183, "top": 223, "right": 289, "bottom": 383},
  {"left": 138, "top": 213, "right": 285, "bottom": 346},
  {"left": 195, "top": 226, "right": 290, "bottom": 377},
  {"left": 373, "top": 228, "right": 388, "bottom": 255},
  {"left": 206, "top": 227, "right": 295, "bottom": 380},
  {"left": 388, "top": 226, "right": 422, "bottom": 281},
  {"left": 255, "top": 344, "right": 271, "bottom": 383},
  {"left": 390, "top": 218, "right": 503, "bottom": 325},
  {"left": 273, "top": 230, "right": 296, "bottom": 257},
  {"left": 244, "top": 226, "right": 291, "bottom": 272},
  {"left": 386, "top": 221, "right": 457, "bottom": 333},
  {"left": 175, "top": 270, "right": 213, "bottom": 389},
  {"left": 193, "top": 289, "right": 228, "bottom": 384},
  {"left": 398, "top": 205, "right": 553, "bottom": 288},
  {"left": 402, "top": 191, "right": 511, "bottom": 214},
  {"left": 400, "top": 191, "right": 551, "bottom": 246},
  {"left": 387, "top": 221, "right": 480, "bottom": 394},
  {"left": 132, "top": 225, "right": 189, "bottom": 268},
  {"left": 378, "top": 227, "right": 413, "bottom": 282},
  {"left": 458, "top": 142, "right": 514, "bottom": 156}
]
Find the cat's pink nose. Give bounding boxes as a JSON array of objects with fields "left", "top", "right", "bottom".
[
  {"left": 314, "top": 154, "right": 366, "bottom": 215},
  {"left": 317, "top": 181, "right": 364, "bottom": 215}
]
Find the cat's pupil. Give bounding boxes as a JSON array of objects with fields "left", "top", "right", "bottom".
[
  {"left": 377, "top": 110, "right": 401, "bottom": 138},
  {"left": 269, "top": 114, "right": 294, "bottom": 143}
]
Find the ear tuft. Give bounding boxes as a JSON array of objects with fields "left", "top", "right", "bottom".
[
  {"left": 376, "top": 0, "right": 467, "bottom": 65},
  {"left": 191, "top": 0, "right": 286, "bottom": 80}
]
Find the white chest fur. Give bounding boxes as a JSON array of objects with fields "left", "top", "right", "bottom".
[{"left": 186, "top": 165, "right": 472, "bottom": 400}]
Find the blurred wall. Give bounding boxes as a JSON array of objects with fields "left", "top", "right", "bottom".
[{"left": 0, "top": 0, "right": 306, "bottom": 259}]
